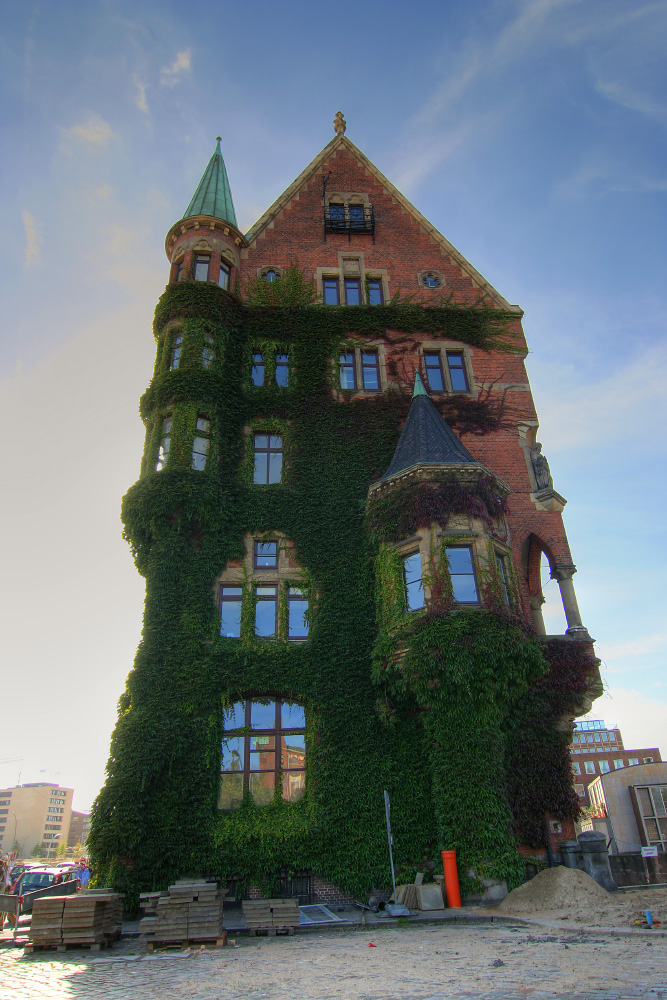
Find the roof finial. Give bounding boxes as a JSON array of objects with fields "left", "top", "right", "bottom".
[
  {"left": 333, "top": 111, "right": 346, "bottom": 135},
  {"left": 216, "top": 135, "right": 222, "bottom": 143}
]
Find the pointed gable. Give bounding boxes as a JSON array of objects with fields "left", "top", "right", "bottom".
[
  {"left": 184, "top": 137, "right": 237, "bottom": 226},
  {"left": 244, "top": 133, "right": 520, "bottom": 313},
  {"left": 381, "top": 374, "right": 476, "bottom": 482}
]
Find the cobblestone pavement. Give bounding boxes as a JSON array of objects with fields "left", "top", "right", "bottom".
[{"left": 2, "top": 924, "right": 667, "bottom": 1000}]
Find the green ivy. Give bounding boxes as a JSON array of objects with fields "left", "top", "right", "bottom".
[{"left": 89, "top": 276, "right": 588, "bottom": 910}]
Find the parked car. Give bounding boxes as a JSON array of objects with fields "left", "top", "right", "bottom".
[
  {"left": 11, "top": 867, "right": 76, "bottom": 894},
  {"left": 10, "top": 867, "right": 80, "bottom": 914}
]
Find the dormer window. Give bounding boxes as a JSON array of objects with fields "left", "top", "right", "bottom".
[{"left": 324, "top": 196, "right": 375, "bottom": 241}]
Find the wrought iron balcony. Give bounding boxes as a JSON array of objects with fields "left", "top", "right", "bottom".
[{"left": 324, "top": 205, "right": 375, "bottom": 242}]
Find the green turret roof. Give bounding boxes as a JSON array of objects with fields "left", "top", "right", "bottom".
[{"left": 184, "top": 137, "right": 238, "bottom": 226}]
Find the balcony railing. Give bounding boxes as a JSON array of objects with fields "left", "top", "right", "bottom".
[{"left": 324, "top": 206, "right": 375, "bottom": 242}]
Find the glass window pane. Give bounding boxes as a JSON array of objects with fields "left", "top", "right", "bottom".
[
  {"left": 288, "top": 599, "right": 309, "bottom": 638},
  {"left": 251, "top": 700, "right": 276, "bottom": 729},
  {"left": 218, "top": 264, "right": 230, "bottom": 290},
  {"left": 250, "top": 771, "right": 275, "bottom": 807},
  {"left": 424, "top": 354, "right": 444, "bottom": 391},
  {"left": 403, "top": 552, "right": 422, "bottom": 583},
  {"left": 323, "top": 280, "right": 339, "bottom": 305},
  {"left": 256, "top": 542, "right": 277, "bottom": 566},
  {"left": 451, "top": 575, "right": 479, "bottom": 603},
  {"left": 275, "top": 357, "right": 289, "bottom": 387},
  {"left": 362, "top": 355, "right": 379, "bottom": 390},
  {"left": 251, "top": 360, "right": 264, "bottom": 386},
  {"left": 282, "top": 733, "right": 305, "bottom": 753},
  {"left": 282, "top": 771, "right": 305, "bottom": 803},
  {"left": 250, "top": 751, "right": 275, "bottom": 774},
  {"left": 268, "top": 452, "right": 283, "bottom": 484},
  {"left": 254, "top": 453, "right": 268, "bottom": 484},
  {"left": 192, "top": 438, "right": 209, "bottom": 470},
  {"left": 450, "top": 367, "right": 468, "bottom": 392},
  {"left": 446, "top": 547, "right": 474, "bottom": 574},
  {"left": 220, "top": 598, "right": 242, "bottom": 638},
  {"left": 405, "top": 578, "right": 424, "bottom": 611},
  {"left": 282, "top": 703, "right": 306, "bottom": 729},
  {"left": 339, "top": 354, "right": 355, "bottom": 389},
  {"left": 202, "top": 347, "right": 214, "bottom": 368},
  {"left": 368, "top": 281, "right": 382, "bottom": 305},
  {"left": 345, "top": 280, "right": 361, "bottom": 306},
  {"left": 348, "top": 205, "right": 364, "bottom": 220},
  {"left": 269, "top": 435, "right": 282, "bottom": 449},
  {"left": 250, "top": 735, "right": 276, "bottom": 752},
  {"left": 226, "top": 702, "right": 245, "bottom": 727},
  {"left": 219, "top": 773, "right": 243, "bottom": 810},
  {"left": 329, "top": 204, "right": 344, "bottom": 219},
  {"left": 255, "top": 599, "right": 276, "bottom": 636},
  {"left": 254, "top": 434, "right": 268, "bottom": 449},
  {"left": 221, "top": 737, "right": 245, "bottom": 771},
  {"left": 194, "top": 256, "right": 210, "bottom": 281}
]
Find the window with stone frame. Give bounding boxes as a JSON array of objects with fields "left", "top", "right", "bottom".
[
  {"left": 422, "top": 346, "right": 473, "bottom": 394},
  {"left": 170, "top": 332, "right": 182, "bottom": 370},
  {"left": 218, "top": 259, "right": 231, "bottom": 290},
  {"left": 445, "top": 546, "right": 480, "bottom": 603},
  {"left": 192, "top": 415, "right": 211, "bottom": 471},
  {"left": 220, "top": 699, "right": 306, "bottom": 810},
  {"left": 403, "top": 551, "right": 424, "bottom": 611},
  {"left": 194, "top": 254, "right": 211, "bottom": 282},
  {"left": 338, "top": 347, "right": 383, "bottom": 392},
  {"left": 253, "top": 433, "right": 283, "bottom": 484},
  {"left": 156, "top": 415, "right": 172, "bottom": 470},
  {"left": 202, "top": 334, "right": 215, "bottom": 369}
]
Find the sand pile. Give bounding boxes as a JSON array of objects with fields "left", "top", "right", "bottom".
[
  {"left": 499, "top": 865, "right": 608, "bottom": 915},
  {"left": 496, "top": 865, "right": 667, "bottom": 928}
]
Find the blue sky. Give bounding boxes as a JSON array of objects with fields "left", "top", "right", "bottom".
[{"left": 0, "top": 0, "right": 665, "bottom": 812}]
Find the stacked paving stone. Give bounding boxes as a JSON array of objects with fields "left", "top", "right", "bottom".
[
  {"left": 28, "top": 891, "right": 123, "bottom": 950},
  {"left": 140, "top": 880, "right": 226, "bottom": 946},
  {"left": 242, "top": 898, "right": 300, "bottom": 935}
]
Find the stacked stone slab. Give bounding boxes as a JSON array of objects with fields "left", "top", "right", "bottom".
[
  {"left": 29, "top": 891, "right": 123, "bottom": 950},
  {"left": 140, "top": 880, "right": 226, "bottom": 945},
  {"left": 242, "top": 897, "right": 300, "bottom": 935}
]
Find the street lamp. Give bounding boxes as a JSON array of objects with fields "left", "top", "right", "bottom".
[{"left": 45, "top": 835, "right": 59, "bottom": 860}]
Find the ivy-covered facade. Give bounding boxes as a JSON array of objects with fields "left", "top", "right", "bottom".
[{"left": 89, "top": 122, "right": 602, "bottom": 908}]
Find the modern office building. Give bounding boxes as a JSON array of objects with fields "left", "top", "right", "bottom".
[
  {"left": 0, "top": 784, "right": 73, "bottom": 857},
  {"left": 89, "top": 115, "right": 602, "bottom": 902},
  {"left": 569, "top": 719, "right": 661, "bottom": 807},
  {"left": 587, "top": 762, "right": 667, "bottom": 854}
]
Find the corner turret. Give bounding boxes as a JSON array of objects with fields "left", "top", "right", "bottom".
[{"left": 164, "top": 137, "right": 246, "bottom": 289}]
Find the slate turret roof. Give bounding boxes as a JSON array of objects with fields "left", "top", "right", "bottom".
[
  {"left": 184, "top": 136, "right": 238, "bottom": 226},
  {"left": 380, "top": 373, "right": 476, "bottom": 481}
]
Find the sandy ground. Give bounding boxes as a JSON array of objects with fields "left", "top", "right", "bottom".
[{"left": 2, "top": 921, "right": 667, "bottom": 999}]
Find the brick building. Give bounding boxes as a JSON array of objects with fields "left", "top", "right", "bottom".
[
  {"left": 570, "top": 719, "right": 661, "bottom": 808},
  {"left": 90, "top": 116, "right": 601, "bottom": 902}
]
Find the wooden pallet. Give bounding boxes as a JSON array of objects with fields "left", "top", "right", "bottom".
[
  {"left": 146, "top": 930, "right": 227, "bottom": 953},
  {"left": 25, "top": 940, "right": 110, "bottom": 954}
]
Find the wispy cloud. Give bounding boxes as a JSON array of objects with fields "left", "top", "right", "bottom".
[
  {"left": 160, "top": 49, "right": 191, "bottom": 88},
  {"left": 585, "top": 686, "right": 667, "bottom": 753},
  {"left": 134, "top": 75, "right": 149, "bottom": 114},
  {"left": 22, "top": 210, "right": 41, "bottom": 269},
  {"left": 531, "top": 343, "right": 667, "bottom": 452},
  {"left": 60, "top": 114, "right": 114, "bottom": 155},
  {"left": 597, "top": 633, "right": 667, "bottom": 660}
]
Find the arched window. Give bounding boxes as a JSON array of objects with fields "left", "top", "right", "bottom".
[{"left": 220, "top": 698, "right": 306, "bottom": 810}]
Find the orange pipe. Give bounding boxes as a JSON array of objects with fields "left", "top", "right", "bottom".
[{"left": 441, "top": 849, "right": 461, "bottom": 908}]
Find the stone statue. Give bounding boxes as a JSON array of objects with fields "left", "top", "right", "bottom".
[
  {"left": 530, "top": 443, "right": 553, "bottom": 490},
  {"left": 333, "top": 111, "right": 347, "bottom": 135}
]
